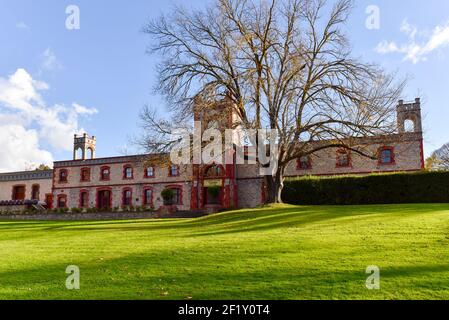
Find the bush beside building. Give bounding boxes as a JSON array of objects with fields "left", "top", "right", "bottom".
[{"left": 283, "top": 171, "right": 449, "bottom": 205}]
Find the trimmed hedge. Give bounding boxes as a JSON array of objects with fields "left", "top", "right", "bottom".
[{"left": 282, "top": 171, "right": 449, "bottom": 205}]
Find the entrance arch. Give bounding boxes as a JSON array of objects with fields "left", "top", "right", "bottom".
[{"left": 201, "top": 164, "right": 226, "bottom": 208}]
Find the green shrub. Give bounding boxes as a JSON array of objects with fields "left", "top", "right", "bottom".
[
  {"left": 161, "top": 188, "right": 175, "bottom": 205},
  {"left": 282, "top": 171, "right": 449, "bottom": 205},
  {"left": 207, "top": 185, "right": 221, "bottom": 198}
]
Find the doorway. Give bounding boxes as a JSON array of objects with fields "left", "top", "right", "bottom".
[
  {"left": 12, "top": 185, "right": 26, "bottom": 200},
  {"left": 97, "top": 190, "right": 111, "bottom": 209}
]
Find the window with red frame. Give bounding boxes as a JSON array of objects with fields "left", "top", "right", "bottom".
[
  {"left": 336, "top": 150, "right": 351, "bottom": 167},
  {"left": 57, "top": 195, "right": 67, "bottom": 208},
  {"left": 123, "top": 166, "right": 133, "bottom": 179},
  {"left": 123, "top": 189, "right": 132, "bottom": 206},
  {"left": 297, "top": 156, "right": 312, "bottom": 170},
  {"left": 100, "top": 167, "right": 110, "bottom": 180},
  {"left": 145, "top": 166, "right": 155, "bottom": 178},
  {"left": 59, "top": 169, "right": 68, "bottom": 183},
  {"left": 379, "top": 147, "right": 395, "bottom": 165},
  {"left": 80, "top": 191, "right": 89, "bottom": 208},
  {"left": 169, "top": 165, "right": 179, "bottom": 177},
  {"left": 80, "top": 168, "right": 90, "bottom": 182},
  {"left": 143, "top": 188, "right": 153, "bottom": 206}
]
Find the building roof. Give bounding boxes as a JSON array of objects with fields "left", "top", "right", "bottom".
[{"left": 0, "top": 170, "right": 53, "bottom": 182}]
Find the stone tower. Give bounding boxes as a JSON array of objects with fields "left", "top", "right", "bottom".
[
  {"left": 397, "top": 98, "right": 423, "bottom": 133},
  {"left": 73, "top": 133, "right": 96, "bottom": 160}
]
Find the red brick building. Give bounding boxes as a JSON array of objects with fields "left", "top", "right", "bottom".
[{"left": 1, "top": 99, "right": 424, "bottom": 212}]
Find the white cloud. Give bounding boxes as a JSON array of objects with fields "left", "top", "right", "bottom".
[
  {"left": 376, "top": 19, "right": 449, "bottom": 64},
  {"left": 73, "top": 103, "right": 98, "bottom": 115},
  {"left": 0, "top": 125, "right": 53, "bottom": 172},
  {"left": 40, "top": 48, "right": 63, "bottom": 72},
  {"left": 0, "top": 68, "right": 98, "bottom": 172},
  {"left": 16, "top": 21, "right": 29, "bottom": 29}
]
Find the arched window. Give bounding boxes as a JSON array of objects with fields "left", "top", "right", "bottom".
[
  {"left": 74, "top": 148, "right": 83, "bottom": 160},
  {"left": 404, "top": 119, "right": 415, "bottom": 132},
  {"left": 122, "top": 188, "right": 133, "bottom": 206},
  {"left": 297, "top": 156, "right": 312, "bottom": 170},
  {"left": 123, "top": 165, "right": 134, "bottom": 180},
  {"left": 79, "top": 190, "right": 89, "bottom": 208},
  {"left": 87, "top": 148, "right": 94, "bottom": 159},
  {"left": 80, "top": 168, "right": 91, "bottom": 182},
  {"left": 100, "top": 166, "right": 110, "bottom": 181},
  {"left": 204, "top": 165, "right": 225, "bottom": 177},
  {"left": 145, "top": 166, "right": 155, "bottom": 178},
  {"left": 379, "top": 146, "right": 395, "bottom": 165},
  {"left": 31, "top": 184, "right": 40, "bottom": 200},
  {"left": 59, "top": 169, "right": 68, "bottom": 183},
  {"left": 336, "top": 149, "right": 351, "bottom": 168},
  {"left": 57, "top": 195, "right": 67, "bottom": 208},
  {"left": 143, "top": 187, "right": 153, "bottom": 206}
]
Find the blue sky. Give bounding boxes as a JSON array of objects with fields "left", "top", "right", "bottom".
[{"left": 0, "top": 0, "right": 449, "bottom": 171}]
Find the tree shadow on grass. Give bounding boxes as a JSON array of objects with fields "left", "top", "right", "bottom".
[
  {"left": 0, "top": 248, "right": 448, "bottom": 300},
  {"left": 0, "top": 204, "right": 447, "bottom": 239}
]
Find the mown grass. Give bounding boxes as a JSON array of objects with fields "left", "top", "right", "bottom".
[{"left": 0, "top": 204, "right": 448, "bottom": 300}]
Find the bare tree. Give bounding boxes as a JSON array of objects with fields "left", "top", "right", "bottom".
[
  {"left": 141, "top": 0, "right": 406, "bottom": 203},
  {"left": 427, "top": 143, "right": 449, "bottom": 171}
]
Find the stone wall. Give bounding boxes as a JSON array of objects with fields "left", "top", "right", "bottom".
[
  {"left": 237, "top": 178, "right": 263, "bottom": 208},
  {"left": 0, "top": 211, "right": 207, "bottom": 221},
  {"left": 0, "top": 204, "right": 27, "bottom": 214}
]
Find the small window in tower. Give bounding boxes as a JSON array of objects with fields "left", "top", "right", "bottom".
[
  {"left": 205, "top": 165, "right": 224, "bottom": 177},
  {"left": 404, "top": 119, "right": 415, "bottom": 132}
]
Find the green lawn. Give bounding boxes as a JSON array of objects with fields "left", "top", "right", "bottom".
[{"left": 1, "top": 204, "right": 449, "bottom": 300}]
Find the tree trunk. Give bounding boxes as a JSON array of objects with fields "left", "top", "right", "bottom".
[{"left": 265, "top": 171, "right": 285, "bottom": 204}]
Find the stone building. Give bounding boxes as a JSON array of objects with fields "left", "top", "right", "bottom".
[
  {"left": 0, "top": 170, "right": 53, "bottom": 212},
  {"left": 0, "top": 99, "right": 425, "bottom": 212}
]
